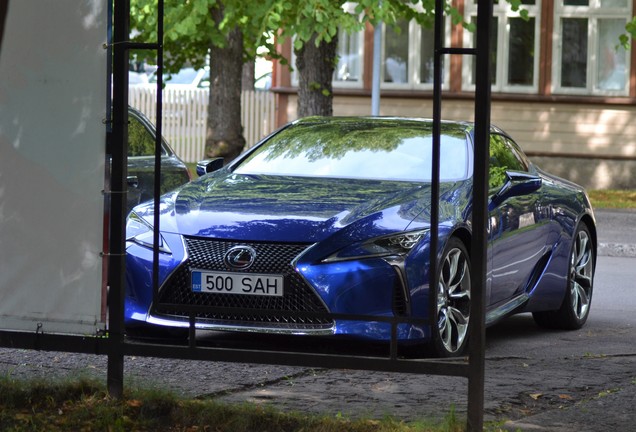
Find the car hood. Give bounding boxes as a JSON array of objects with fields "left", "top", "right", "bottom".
[{"left": 133, "top": 172, "right": 463, "bottom": 243}]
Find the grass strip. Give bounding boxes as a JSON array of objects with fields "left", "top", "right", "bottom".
[{"left": 0, "top": 376, "right": 465, "bottom": 432}]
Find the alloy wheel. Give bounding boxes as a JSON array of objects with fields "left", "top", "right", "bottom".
[
  {"left": 570, "top": 229, "right": 593, "bottom": 320},
  {"left": 436, "top": 245, "right": 471, "bottom": 355}
]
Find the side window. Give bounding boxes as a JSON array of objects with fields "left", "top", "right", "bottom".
[
  {"left": 489, "top": 134, "right": 527, "bottom": 190},
  {"left": 128, "top": 114, "right": 157, "bottom": 157},
  {"left": 505, "top": 137, "right": 531, "bottom": 170}
]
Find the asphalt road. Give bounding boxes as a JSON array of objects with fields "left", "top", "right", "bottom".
[
  {"left": 0, "top": 209, "right": 634, "bottom": 430},
  {"left": 596, "top": 208, "right": 636, "bottom": 257}
]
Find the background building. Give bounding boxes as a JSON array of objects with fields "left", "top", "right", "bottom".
[{"left": 271, "top": 0, "right": 636, "bottom": 189}]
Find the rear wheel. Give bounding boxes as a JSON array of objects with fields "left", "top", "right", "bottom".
[
  {"left": 431, "top": 237, "right": 471, "bottom": 357},
  {"left": 533, "top": 223, "right": 594, "bottom": 330}
]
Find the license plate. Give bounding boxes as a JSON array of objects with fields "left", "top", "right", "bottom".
[{"left": 191, "top": 270, "right": 283, "bottom": 297}]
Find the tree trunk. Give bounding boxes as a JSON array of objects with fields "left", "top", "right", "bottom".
[
  {"left": 295, "top": 33, "right": 338, "bottom": 118},
  {"left": 206, "top": 7, "right": 245, "bottom": 163}
]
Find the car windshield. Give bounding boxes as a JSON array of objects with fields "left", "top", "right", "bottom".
[{"left": 233, "top": 119, "right": 469, "bottom": 182}]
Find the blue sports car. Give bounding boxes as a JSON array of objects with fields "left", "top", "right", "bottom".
[{"left": 124, "top": 117, "right": 596, "bottom": 357}]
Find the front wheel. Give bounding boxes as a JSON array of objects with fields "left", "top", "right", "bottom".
[
  {"left": 431, "top": 237, "right": 471, "bottom": 357},
  {"left": 533, "top": 223, "right": 594, "bottom": 330}
]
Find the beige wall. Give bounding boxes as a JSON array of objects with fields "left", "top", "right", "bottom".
[{"left": 284, "top": 94, "right": 636, "bottom": 189}]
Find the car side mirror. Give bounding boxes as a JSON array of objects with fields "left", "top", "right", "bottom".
[
  {"left": 126, "top": 175, "right": 139, "bottom": 188},
  {"left": 196, "top": 158, "right": 224, "bottom": 176},
  {"left": 491, "top": 171, "right": 542, "bottom": 207}
]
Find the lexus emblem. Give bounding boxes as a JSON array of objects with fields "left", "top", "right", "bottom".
[{"left": 224, "top": 246, "right": 256, "bottom": 270}]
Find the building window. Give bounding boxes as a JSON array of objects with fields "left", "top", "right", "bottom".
[
  {"left": 553, "top": 0, "right": 631, "bottom": 95},
  {"left": 382, "top": 19, "right": 449, "bottom": 89},
  {"left": 333, "top": 27, "right": 364, "bottom": 87},
  {"left": 291, "top": 27, "right": 364, "bottom": 88},
  {"left": 384, "top": 20, "right": 410, "bottom": 85},
  {"left": 463, "top": 0, "right": 541, "bottom": 93}
]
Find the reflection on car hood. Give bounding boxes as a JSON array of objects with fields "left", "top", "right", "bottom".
[{"left": 133, "top": 172, "right": 463, "bottom": 243}]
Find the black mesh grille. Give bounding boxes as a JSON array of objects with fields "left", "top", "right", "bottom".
[
  {"left": 154, "top": 237, "right": 333, "bottom": 330},
  {"left": 392, "top": 278, "right": 408, "bottom": 317}
]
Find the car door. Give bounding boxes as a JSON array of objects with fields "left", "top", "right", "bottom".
[
  {"left": 126, "top": 111, "right": 162, "bottom": 211},
  {"left": 487, "top": 134, "right": 550, "bottom": 307}
]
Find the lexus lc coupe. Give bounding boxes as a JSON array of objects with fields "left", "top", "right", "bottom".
[{"left": 124, "top": 117, "right": 596, "bottom": 357}]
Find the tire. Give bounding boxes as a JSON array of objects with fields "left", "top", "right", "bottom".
[
  {"left": 431, "top": 237, "right": 471, "bottom": 357},
  {"left": 533, "top": 223, "right": 594, "bottom": 330}
]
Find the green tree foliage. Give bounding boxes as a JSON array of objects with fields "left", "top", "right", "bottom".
[
  {"left": 131, "top": 0, "right": 272, "bottom": 72},
  {"left": 267, "top": 0, "right": 467, "bottom": 50},
  {"left": 622, "top": 17, "right": 636, "bottom": 49}
]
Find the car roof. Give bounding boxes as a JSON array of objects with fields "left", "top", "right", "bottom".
[{"left": 290, "top": 116, "right": 477, "bottom": 135}]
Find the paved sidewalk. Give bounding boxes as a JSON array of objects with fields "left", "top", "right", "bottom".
[
  {"left": 502, "top": 384, "right": 636, "bottom": 431},
  {"left": 595, "top": 208, "right": 636, "bottom": 257}
]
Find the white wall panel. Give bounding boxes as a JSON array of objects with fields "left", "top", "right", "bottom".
[{"left": 0, "top": 1, "right": 107, "bottom": 334}]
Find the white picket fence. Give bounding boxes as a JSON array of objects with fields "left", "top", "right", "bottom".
[{"left": 129, "top": 87, "right": 276, "bottom": 162}]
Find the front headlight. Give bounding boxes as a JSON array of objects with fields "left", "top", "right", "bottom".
[
  {"left": 323, "top": 229, "right": 428, "bottom": 263},
  {"left": 125, "top": 211, "right": 171, "bottom": 254}
]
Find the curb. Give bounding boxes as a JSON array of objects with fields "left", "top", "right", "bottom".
[{"left": 598, "top": 243, "right": 636, "bottom": 258}]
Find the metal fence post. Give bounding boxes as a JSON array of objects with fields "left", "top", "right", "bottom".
[
  {"left": 468, "top": 0, "right": 494, "bottom": 430},
  {"left": 107, "top": 0, "right": 131, "bottom": 399}
]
